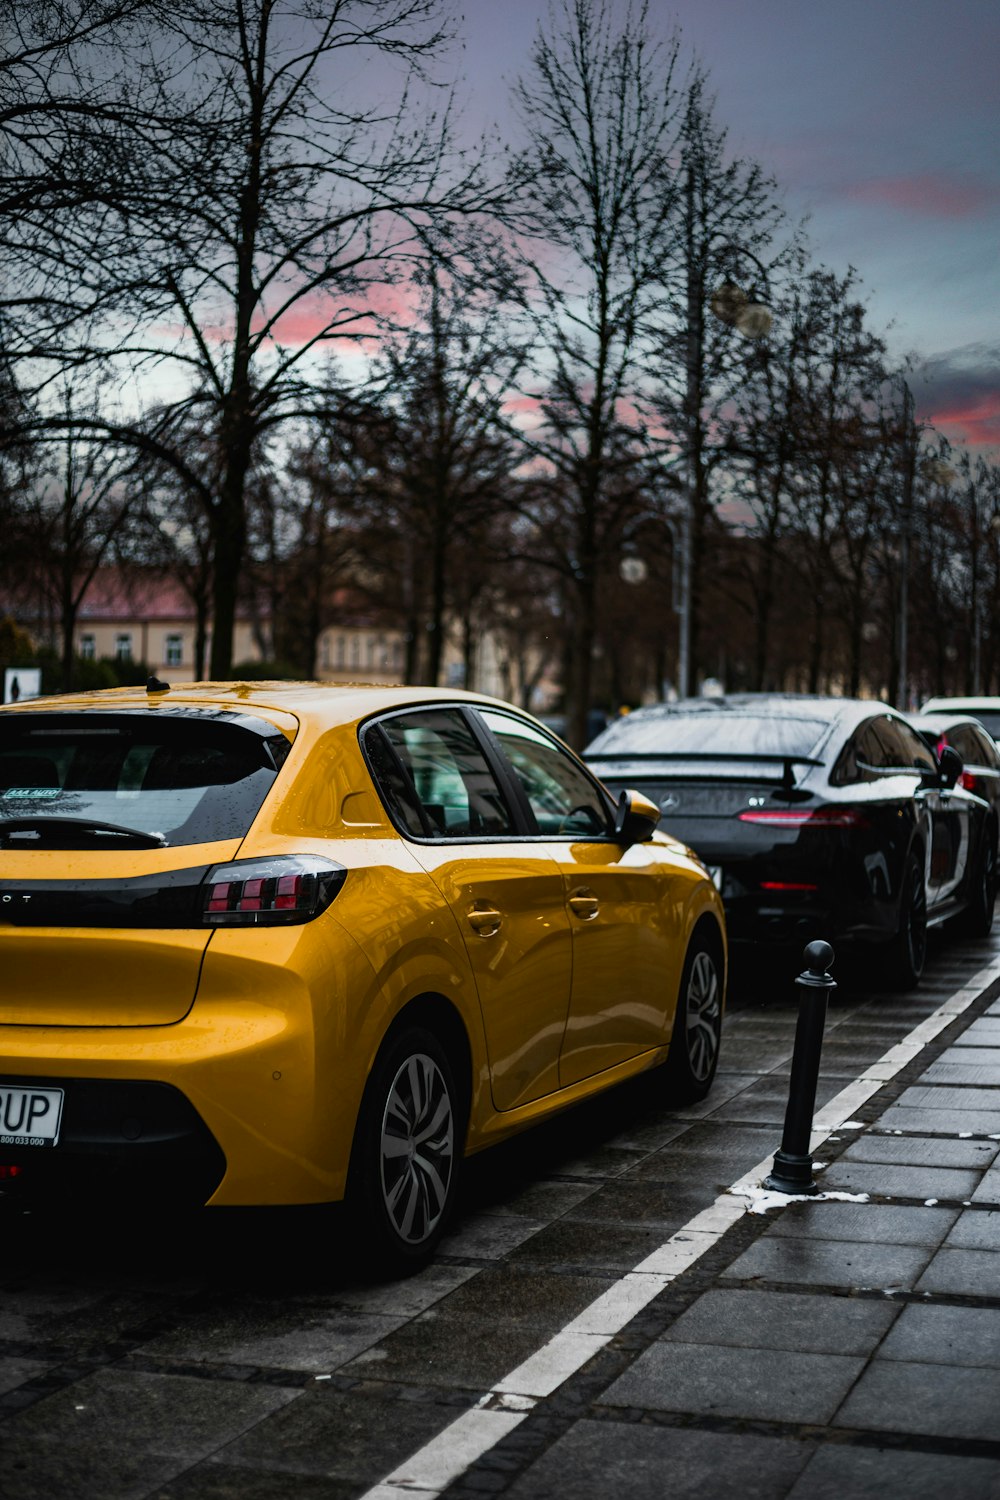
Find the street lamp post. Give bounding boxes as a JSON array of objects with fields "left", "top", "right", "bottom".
[
  {"left": 896, "top": 379, "right": 916, "bottom": 710},
  {"left": 621, "top": 519, "right": 687, "bottom": 700}
]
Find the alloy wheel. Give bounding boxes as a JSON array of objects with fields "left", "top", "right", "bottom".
[
  {"left": 982, "top": 841, "right": 997, "bottom": 921},
  {"left": 905, "top": 861, "right": 928, "bottom": 976},
  {"left": 379, "top": 1051, "right": 456, "bottom": 1246},
  {"left": 684, "top": 948, "right": 722, "bottom": 1082}
]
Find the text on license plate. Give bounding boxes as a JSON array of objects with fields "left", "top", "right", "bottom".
[{"left": 0, "top": 1086, "right": 64, "bottom": 1147}]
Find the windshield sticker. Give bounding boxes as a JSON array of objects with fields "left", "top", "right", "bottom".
[{"left": 2, "top": 787, "right": 61, "bottom": 799}]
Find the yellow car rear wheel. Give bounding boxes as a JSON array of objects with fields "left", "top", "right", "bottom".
[{"left": 348, "top": 1023, "right": 463, "bottom": 1273}]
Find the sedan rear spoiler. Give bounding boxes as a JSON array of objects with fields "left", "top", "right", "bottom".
[{"left": 587, "top": 751, "right": 824, "bottom": 790}]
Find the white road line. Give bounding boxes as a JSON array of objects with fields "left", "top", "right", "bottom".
[{"left": 360, "top": 953, "right": 1000, "bottom": 1500}]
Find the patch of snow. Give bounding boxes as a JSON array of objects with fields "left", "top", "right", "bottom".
[{"left": 735, "top": 1184, "right": 870, "bottom": 1215}]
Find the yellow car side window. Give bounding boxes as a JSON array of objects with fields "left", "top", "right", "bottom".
[
  {"left": 479, "top": 711, "right": 610, "bottom": 838},
  {"left": 371, "top": 710, "right": 516, "bottom": 839}
]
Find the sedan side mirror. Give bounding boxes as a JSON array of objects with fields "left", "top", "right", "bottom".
[
  {"left": 614, "top": 788, "right": 660, "bottom": 845},
  {"left": 938, "top": 743, "right": 963, "bottom": 789}
]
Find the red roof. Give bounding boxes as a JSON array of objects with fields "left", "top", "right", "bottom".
[{"left": 75, "top": 568, "right": 261, "bottom": 623}]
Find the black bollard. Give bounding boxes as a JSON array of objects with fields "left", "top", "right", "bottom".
[{"left": 764, "top": 940, "right": 836, "bottom": 1195}]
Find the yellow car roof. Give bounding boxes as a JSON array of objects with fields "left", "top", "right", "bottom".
[{"left": 0, "top": 681, "right": 517, "bottom": 738}]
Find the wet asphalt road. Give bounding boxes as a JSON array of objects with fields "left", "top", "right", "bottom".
[{"left": 1, "top": 926, "right": 998, "bottom": 1499}]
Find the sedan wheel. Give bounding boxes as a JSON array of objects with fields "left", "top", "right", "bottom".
[
  {"left": 883, "top": 852, "right": 928, "bottom": 990},
  {"left": 664, "top": 932, "right": 723, "bottom": 1102},
  {"left": 349, "top": 1025, "right": 462, "bottom": 1272},
  {"left": 958, "top": 830, "right": 998, "bottom": 939}
]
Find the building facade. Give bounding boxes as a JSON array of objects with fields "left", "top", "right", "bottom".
[{"left": 54, "top": 570, "right": 513, "bottom": 698}]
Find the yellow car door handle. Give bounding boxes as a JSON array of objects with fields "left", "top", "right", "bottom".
[
  {"left": 568, "top": 889, "right": 599, "bottom": 920},
  {"left": 467, "top": 904, "right": 503, "bottom": 937}
]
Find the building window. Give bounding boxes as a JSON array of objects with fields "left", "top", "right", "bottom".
[
  {"left": 335, "top": 635, "right": 346, "bottom": 669},
  {"left": 115, "top": 633, "right": 132, "bottom": 662},
  {"left": 79, "top": 634, "right": 95, "bottom": 660},
  {"left": 165, "top": 634, "right": 183, "bottom": 667},
  {"left": 350, "top": 635, "right": 360, "bottom": 669}
]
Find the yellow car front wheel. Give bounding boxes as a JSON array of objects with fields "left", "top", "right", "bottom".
[{"left": 664, "top": 928, "right": 724, "bottom": 1103}]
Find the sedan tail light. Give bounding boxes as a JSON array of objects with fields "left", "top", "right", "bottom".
[
  {"left": 202, "top": 856, "right": 347, "bottom": 926},
  {"left": 737, "top": 807, "right": 870, "bottom": 829},
  {"left": 959, "top": 770, "right": 981, "bottom": 794}
]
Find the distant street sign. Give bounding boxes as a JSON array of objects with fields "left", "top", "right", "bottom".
[{"left": 4, "top": 668, "right": 41, "bottom": 704}]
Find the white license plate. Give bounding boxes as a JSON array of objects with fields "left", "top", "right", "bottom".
[
  {"left": 0, "top": 1086, "right": 64, "bottom": 1147},
  {"left": 707, "top": 866, "right": 723, "bottom": 891}
]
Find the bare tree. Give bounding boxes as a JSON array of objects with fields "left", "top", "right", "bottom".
[
  {"left": 0, "top": 346, "right": 42, "bottom": 599},
  {"left": 14, "top": 379, "right": 141, "bottom": 687},
  {"left": 945, "top": 449, "right": 1000, "bottom": 695},
  {"left": 9, "top": 0, "right": 498, "bottom": 675},
  {"left": 246, "top": 432, "right": 362, "bottom": 677},
  {"left": 1, "top": 0, "right": 187, "bottom": 369},
  {"left": 509, "top": 0, "right": 686, "bottom": 745},
  {"left": 831, "top": 376, "right": 907, "bottom": 698},
  {"left": 651, "top": 74, "right": 792, "bottom": 694},
  {"left": 724, "top": 254, "right": 834, "bottom": 690},
  {"left": 781, "top": 269, "right": 886, "bottom": 691},
  {"left": 353, "top": 244, "right": 525, "bottom": 684},
  {"left": 125, "top": 406, "right": 222, "bottom": 679}
]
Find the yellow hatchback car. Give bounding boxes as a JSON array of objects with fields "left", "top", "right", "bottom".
[{"left": 0, "top": 681, "right": 726, "bottom": 1269}]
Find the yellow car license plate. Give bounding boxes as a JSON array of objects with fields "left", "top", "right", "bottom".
[{"left": 1, "top": 1086, "right": 64, "bottom": 1147}]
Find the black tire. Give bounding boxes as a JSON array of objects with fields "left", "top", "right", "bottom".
[
  {"left": 348, "top": 1024, "right": 463, "bottom": 1275},
  {"left": 664, "top": 929, "right": 723, "bottom": 1103},
  {"left": 957, "top": 827, "right": 998, "bottom": 939},
  {"left": 881, "top": 851, "right": 927, "bottom": 990}
]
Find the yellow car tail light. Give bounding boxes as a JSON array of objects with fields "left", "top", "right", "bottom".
[{"left": 201, "top": 856, "right": 346, "bottom": 926}]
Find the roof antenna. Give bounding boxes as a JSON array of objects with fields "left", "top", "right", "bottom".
[{"left": 146, "top": 675, "right": 171, "bottom": 694}]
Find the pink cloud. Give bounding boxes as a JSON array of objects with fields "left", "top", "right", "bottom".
[
  {"left": 929, "top": 395, "right": 1000, "bottom": 449},
  {"left": 259, "top": 282, "right": 421, "bottom": 347},
  {"left": 846, "top": 174, "right": 996, "bottom": 219}
]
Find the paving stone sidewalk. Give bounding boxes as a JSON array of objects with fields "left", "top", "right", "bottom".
[
  {"left": 452, "top": 989, "right": 1000, "bottom": 1500},
  {"left": 2, "top": 965, "right": 999, "bottom": 1500}
]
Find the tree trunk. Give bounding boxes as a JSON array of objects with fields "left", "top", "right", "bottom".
[
  {"left": 209, "top": 456, "right": 249, "bottom": 678},
  {"left": 566, "top": 572, "right": 596, "bottom": 749}
]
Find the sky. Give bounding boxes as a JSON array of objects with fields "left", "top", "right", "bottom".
[{"left": 448, "top": 0, "right": 1000, "bottom": 452}]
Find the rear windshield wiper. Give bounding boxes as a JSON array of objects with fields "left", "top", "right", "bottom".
[{"left": 0, "top": 818, "right": 167, "bottom": 850}]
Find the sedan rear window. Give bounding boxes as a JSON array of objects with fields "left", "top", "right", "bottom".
[
  {"left": 0, "top": 712, "right": 289, "bottom": 848},
  {"left": 587, "top": 710, "right": 830, "bottom": 760}
]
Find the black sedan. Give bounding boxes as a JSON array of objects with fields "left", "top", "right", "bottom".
[{"left": 586, "top": 694, "right": 998, "bottom": 988}]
